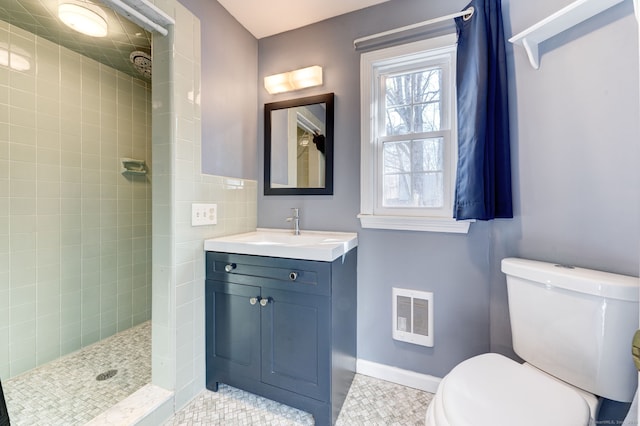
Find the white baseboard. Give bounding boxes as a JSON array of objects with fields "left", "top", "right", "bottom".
[{"left": 356, "top": 359, "right": 442, "bottom": 393}]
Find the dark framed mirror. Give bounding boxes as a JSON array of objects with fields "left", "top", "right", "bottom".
[{"left": 264, "top": 93, "right": 334, "bottom": 195}]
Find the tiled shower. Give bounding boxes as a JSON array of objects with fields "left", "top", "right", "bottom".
[
  {"left": 0, "top": 20, "right": 152, "bottom": 379},
  {"left": 1, "top": 0, "right": 259, "bottom": 420}
]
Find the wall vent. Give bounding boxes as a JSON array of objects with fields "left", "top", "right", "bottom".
[{"left": 392, "top": 288, "right": 434, "bottom": 347}]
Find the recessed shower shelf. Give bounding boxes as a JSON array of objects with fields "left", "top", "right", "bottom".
[
  {"left": 509, "top": 0, "right": 625, "bottom": 69},
  {"left": 121, "top": 158, "right": 147, "bottom": 175}
]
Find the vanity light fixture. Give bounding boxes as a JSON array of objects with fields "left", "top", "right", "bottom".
[
  {"left": 264, "top": 65, "right": 323, "bottom": 94},
  {"left": 58, "top": 2, "right": 108, "bottom": 37}
]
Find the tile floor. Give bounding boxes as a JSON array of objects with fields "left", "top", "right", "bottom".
[
  {"left": 166, "top": 373, "right": 433, "bottom": 425},
  {"left": 3, "top": 321, "right": 151, "bottom": 425},
  {"left": 3, "top": 320, "right": 433, "bottom": 425}
]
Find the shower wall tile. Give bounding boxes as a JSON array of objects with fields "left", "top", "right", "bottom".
[
  {"left": 0, "top": 325, "right": 8, "bottom": 378},
  {"left": 2, "top": 21, "right": 152, "bottom": 379},
  {"left": 149, "top": 1, "right": 257, "bottom": 414},
  {"left": 11, "top": 89, "right": 36, "bottom": 112},
  {"left": 0, "top": 103, "right": 7, "bottom": 126}
]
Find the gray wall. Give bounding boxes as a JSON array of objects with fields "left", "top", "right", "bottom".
[
  {"left": 258, "top": 0, "right": 492, "bottom": 378},
  {"left": 185, "top": 0, "right": 638, "bottom": 379},
  {"left": 258, "top": 0, "right": 639, "bottom": 379},
  {"left": 502, "top": 0, "right": 638, "bottom": 274},
  {"left": 491, "top": 0, "right": 640, "bottom": 355},
  {"left": 178, "top": 0, "right": 259, "bottom": 180}
]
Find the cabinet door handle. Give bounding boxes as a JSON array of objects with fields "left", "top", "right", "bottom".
[
  {"left": 259, "top": 297, "right": 270, "bottom": 307},
  {"left": 249, "top": 297, "right": 258, "bottom": 305},
  {"left": 224, "top": 263, "right": 236, "bottom": 272},
  {"left": 289, "top": 271, "right": 298, "bottom": 281}
]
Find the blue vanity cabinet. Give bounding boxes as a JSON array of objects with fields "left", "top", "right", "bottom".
[
  {"left": 205, "top": 249, "right": 357, "bottom": 426},
  {"left": 260, "top": 287, "right": 331, "bottom": 401},
  {"left": 207, "top": 281, "right": 261, "bottom": 383}
]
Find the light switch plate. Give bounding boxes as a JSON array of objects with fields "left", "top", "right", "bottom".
[{"left": 192, "top": 203, "right": 217, "bottom": 226}]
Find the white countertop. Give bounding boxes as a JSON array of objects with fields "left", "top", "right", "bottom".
[{"left": 204, "top": 228, "right": 358, "bottom": 262}]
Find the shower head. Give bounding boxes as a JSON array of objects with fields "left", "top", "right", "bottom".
[{"left": 130, "top": 50, "right": 152, "bottom": 79}]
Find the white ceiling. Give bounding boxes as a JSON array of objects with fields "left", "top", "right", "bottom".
[{"left": 216, "top": 0, "right": 391, "bottom": 39}]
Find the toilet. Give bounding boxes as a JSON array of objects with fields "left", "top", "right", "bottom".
[{"left": 426, "top": 257, "right": 639, "bottom": 426}]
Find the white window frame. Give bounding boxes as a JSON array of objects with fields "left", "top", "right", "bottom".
[{"left": 358, "top": 34, "right": 471, "bottom": 233}]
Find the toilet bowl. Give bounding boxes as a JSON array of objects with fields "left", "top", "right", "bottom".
[
  {"left": 426, "top": 258, "right": 639, "bottom": 426},
  {"left": 425, "top": 353, "right": 594, "bottom": 426}
]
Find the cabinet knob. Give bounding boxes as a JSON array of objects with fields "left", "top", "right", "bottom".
[
  {"left": 249, "top": 297, "right": 258, "bottom": 305},
  {"left": 259, "top": 297, "right": 270, "bottom": 307},
  {"left": 224, "top": 263, "right": 236, "bottom": 273},
  {"left": 289, "top": 272, "right": 298, "bottom": 281}
]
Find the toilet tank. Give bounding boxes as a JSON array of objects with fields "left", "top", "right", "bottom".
[{"left": 502, "top": 258, "right": 639, "bottom": 403}]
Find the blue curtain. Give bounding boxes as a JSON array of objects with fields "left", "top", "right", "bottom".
[{"left": 453, "top": 0, "right": 512, "bottom": 220}]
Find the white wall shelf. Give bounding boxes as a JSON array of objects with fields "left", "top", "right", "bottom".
[{"left": 509, "top": 0, "right": 626, "bottom": 69}]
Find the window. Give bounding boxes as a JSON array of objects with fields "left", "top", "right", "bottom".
[{"left": 358, "top": 34, "right": 470, "bottom": 233}]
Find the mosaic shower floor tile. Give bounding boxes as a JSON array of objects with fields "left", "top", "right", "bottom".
[
  {"left": 3, "top": 321, "right": 151, "bottom": 426},
  {"left": 3, "top": 320, "right": 433, "bottom": 426}
]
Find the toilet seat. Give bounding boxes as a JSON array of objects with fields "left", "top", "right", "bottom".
[{"left": 426, "top": 353, "right": 591, "bottom": 426}]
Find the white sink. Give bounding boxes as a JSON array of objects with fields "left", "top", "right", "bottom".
[{"left": 204, "top": 228, "right": 358, "bottom": 261}]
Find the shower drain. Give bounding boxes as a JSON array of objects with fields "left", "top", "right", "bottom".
[{"left": 96, "top": 369, "right": 118, "bottom": 381}]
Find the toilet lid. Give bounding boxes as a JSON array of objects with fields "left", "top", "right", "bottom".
[{"left": 440, "top": 353, "right": 590, "bottom": 426}]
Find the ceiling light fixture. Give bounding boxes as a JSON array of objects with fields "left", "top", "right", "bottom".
[
  {"left": 264, "top": 65, "right": 323, "bottom": 94},
  {"left": 58, "top": 2, "right": 108, "bottom": 37}
]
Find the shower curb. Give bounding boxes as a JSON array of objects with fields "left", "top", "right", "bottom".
[{"left": 86, "top": 384, "right": 173, "bottom": 426}]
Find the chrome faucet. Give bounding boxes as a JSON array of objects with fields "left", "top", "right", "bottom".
[{"left": 286, "top": 208, "right": 301, "bottom": 235}]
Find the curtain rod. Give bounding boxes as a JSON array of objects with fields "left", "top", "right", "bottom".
[
  {"left": 100, "top": 0, "right": 175, "bottom": 36},
  {"left": 353, "top": 7, "right": 474, "bottom": 49}
]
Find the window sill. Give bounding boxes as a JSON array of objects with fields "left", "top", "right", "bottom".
[{"left": 357, "top": 214, "right": 472, "bottom": 234}]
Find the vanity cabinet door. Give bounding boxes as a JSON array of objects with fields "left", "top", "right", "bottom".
[
  {"left": 206, "top": 280, "right": 261, "bottom": 382},
  {"left": 260, "top": 287, "right": 331, "bottom": 401}
]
